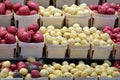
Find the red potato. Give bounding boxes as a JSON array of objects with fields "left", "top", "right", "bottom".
[
  {"left": 10, "top": 64, "right": 17, "bottom": 71},
  {"left": 31, "top": 70, "right": 40, "bottom": 78},
  {"left": 109, "top": 3, "right": 117, "bottom": 10},
  {"left": 5, "top": 33, "right": 16, "bottom": 44},
  {"left": 33, "top": 33, "right": 44, "bottom": 43},
  {"left": 17, "top": 64, "right": 27, "bottom": 71},
  {"left": 32, "top": 61, "right": 40, "bottom": 66},
  {"left": 7, "top": 26, "right": 17, "bottom": 35},
  {"left": 102, "top": 3, "right": 110, "bottom": 7},
  {"left": 28, "top": 30, "right": 35, "bottom": 36},
  {"left": 27, "top": 1, "right": 39, "bottom": 12},
  {"left": 0, "top": 37, "right": 1, "bottom": 43},
  {"left": 30, "top": 10, "right": 37, "bottom": 15},
  {"left": 17, "top": 61, "right": 25, "bottom": 67},
  {"left": 28, "top": 23, "right": 39, "bottom": 31},
  {"left": 5, "top": 9, "right": 12, "bottom": 14},
  {"left": 18, "top": 5, "right": 30, "bottom": 15},
  {"left": 4, "top": 0, "right": 13, "bottom": 10},
  {"left": 0, "top": 30, "right": 8, "bottom": 39},
  {"left": 89, "top": 4, "right": 98, "bottom": 10},
  {"left": 1, "top": 39, "right": 6, "bottom": 44},
  {"left": 18, "top": 27, "right": 27, "bottom": 32},
  {"left": 18, "top": 31, "right": 32, "bottom": 42},
  {"left": 0, "top": 3, "right": 6, "bottom": 15},
  {"left": 13, "top": 3, "right": 22, "bottom": 12},
  {"left": 16, "top": 11, "right": 19, "bottom": 15},
  {"left": 0, "top": 26, "right": 7, "bottom": 31},
  {"left": 98, "top": 5, "right": 107, "bottom": 14},
  {"left": 107, "top": 8, "right": 115, "bottom": 15}
]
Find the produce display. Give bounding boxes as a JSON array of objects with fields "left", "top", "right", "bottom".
[
  {"left": 0, "top": 0, "right": 120, "bottom": 79},
  {"left": 0, "top": 56, "right": 119, "bottom": 79}
]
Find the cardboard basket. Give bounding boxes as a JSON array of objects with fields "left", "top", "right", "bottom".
[
  {"left": 53, "top": 0, "right": 75, "bottom": 9},
  {"left": 19, "top": 41, "right": 44, "bottom": 58},
  {"left": 66, "top": 13, "right": 91, "bottom": 27},
  {"left": 107, "top": 0, "right": 120, "bottom": 4},
  {"left": 92, "top": 13, "right": 117, "bottom": 29},
  {"left": 91, "top": 45, "right": 113, "bottom": 59},
  {"left": 0, "top": 13, "right": 13, "bottom": 27},
  {"left": 26, "top": 77, "right": 48, "bottom": 80},
  {"left": 99, "top": 77, "right": 120, "bottom": 80},
  {"left": 69, "top": 45, "right": 90, "bottom": 58},
  {"left": 14, "top": 14, "right": 39, "bottom": 28},
  {"left": 0, "top": 78, "right": 23, "bottom": 80},
  {"left": 31, "top": 0, "right": 50, "bottom": 7},
  {"left": 74, "top": 77, "right": 98, "bottom": 80},
  {"left": 50, "top": 77, "right": 73, "bottom": 80},
  {"left": 115, "top": 44, "right": 120, "bottom": 59},
  {"left": 41, "top": 16, "right": 64, "bottom": 28},
  {"left": 77, "top": 0, "right": 99, "bottom": 5},
  {"left": 0, "top": 43, "right": 16, "bottom": 58},
  {"left": 46, "top": 44, "right": 67, "bottom": 58},
  {"left": 8, "top": 0, "right": 25, "bottom": 5}
]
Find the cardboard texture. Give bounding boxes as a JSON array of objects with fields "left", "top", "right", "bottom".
[
  {"left": 19, "top": 41, "right": 44, "bottom": 58},
  {"left": 50, "top": 77, "right": 73, "bottom": 80},
  {"left": 53, "top": 0, "right": 75, "bottom": 8},
  {"left": 99, "top": 77, "right": 120, "bottom": 80},
  {"left": 8, "top": 0, "right": 25, "bottom": 5},
  {"left": 14, "top": 14, "right": 39, "bottom": 28},
  {"left": 31, "top": 0, "right": 50, "bottom": 7},
  {"left": 75, "top": 77, "right": 98, "bottom": 80},
  {"left": 0, "top": 43, "right": 16, "bottom": 58},
  {"left": 0, "top": 13, "right": 13, "bottom": 27},
  {"left": 41, "top": 16, "right": 64, "bottom": 28},
  {"left": 92, "top": 13, "right": 117, "bottom": 29},
  {"left": 26, "top": 77, "right": 48, "bottom": 80},
  {"left": 66, "top": 14, "right": 91, "bottom": 27},
  {"left": 69, "top": 45, "right": 90, "bottom": 58},
  {"left": 91, "top": 45, "right": 113, "bottom": 59},
  {"left": 77, "top": 0, "right": 99, "bottom": 5},
  {"left": 115, "top": 44, "right": 120, "bottom": 59},
  {"left": 47, "top": 44, "right": 67, "bottom": 58},
  {"left": 107, "top": 0, "right": 120, "bottom": 4}
]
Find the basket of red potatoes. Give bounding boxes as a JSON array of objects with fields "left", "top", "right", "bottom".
[
  {"left": 103, "top": 26, "right": 120, "bottom": 59},
  {"left": 17, "top": 23, "right": 44, "bottom": 58},
  {"left": 13, "top": 0, "right": 39, "bottom": 28},
  {"left": 89, "top": 2, "right": 119, "bottom": 29},
  {"left": 0, "top": 0, "right": 13, "bottom": 27},
  {"left": 0, "top": 26, "right": 17, "bottom": 58}
]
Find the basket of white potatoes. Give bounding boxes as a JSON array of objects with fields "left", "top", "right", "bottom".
[
  {"left": 39, "top": 6, "right": 65, "bottom": 28},
  {"left": 61, "top": 24, "right": 90, "bottom": 58},
  {"left": 39, "top": 25, "right": 68, "bottom": 58},
  {"left": 89, "top": 28, "right": 114, "bottom": 59},
  {"left": 63, "top": 4, "right": 92, "bottom": 27}
]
